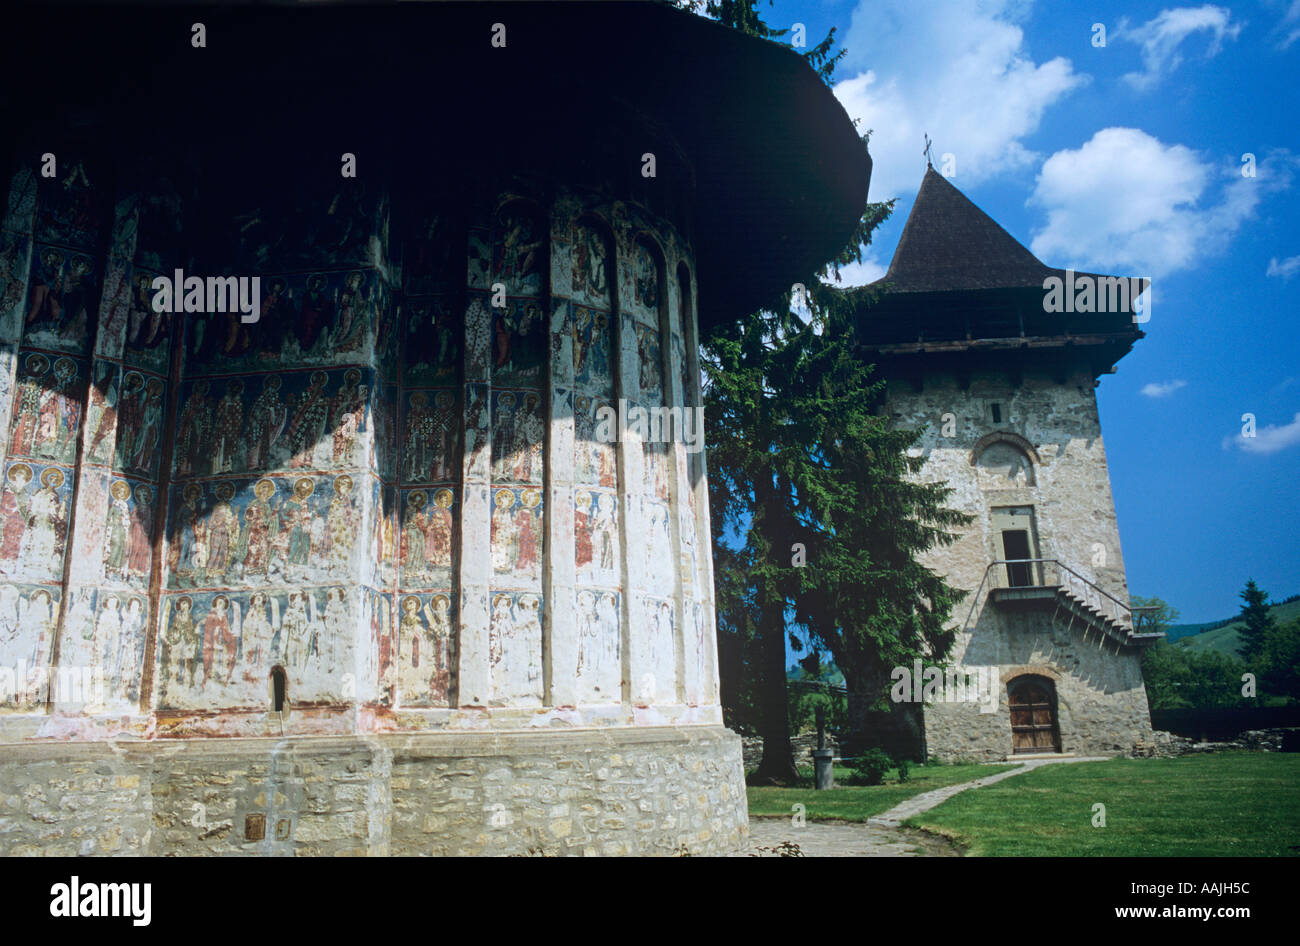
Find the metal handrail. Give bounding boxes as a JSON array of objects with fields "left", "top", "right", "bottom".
[
  {"left": 960, "top": 562, "right": 998, "bottom": 635},
  {"left": 961, "top": 558, "right": 1143, "bottom": 635}
]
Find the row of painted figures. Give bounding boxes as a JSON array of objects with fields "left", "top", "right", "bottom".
[
  {"left": 0, "top": 585, "right": 710, "bottom": 710},
  {"left": 7, "top": 354, "right": 167, "bottom": 479},
  {"left": 169, "top": 476, "right": 358, "bottom": 588},
  {"left": 159, "top": 589, "right": 360, "bottom": 698},
  {"left": 175, "top": 369, "right": 367, "bottom": 477},
  {"left": 0, "top": 465, "right": 68, "bottom": 581}
]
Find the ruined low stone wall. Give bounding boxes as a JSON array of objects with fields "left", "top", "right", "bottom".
[
  {"left": 1134, "top": 727, "right": 1300, "bottom": 758},
  {"left": 0, "top": 726, "right": 748, "bottom": 856},
  {"left": 740, "top": 732, "right": 843, "bottom": 769}
]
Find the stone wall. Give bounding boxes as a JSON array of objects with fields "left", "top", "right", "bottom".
[
  {"left": 922, "top": 613, "right": 1153, "bottom": 762},
  {"left": 1135, "top": 727, "right": 1300, "bottom": 758},
  {"left": 880, "top": 365, "right": 1155, "bottom": 762},
  {"left": 740, "top": 732, "right": 842, "bottom": 769},
  {"left": 0, "top": 726, "right": 747, "bottom": 856},
  {"left": 886, "top": 366, "right": 1132, "bottom": 605}
]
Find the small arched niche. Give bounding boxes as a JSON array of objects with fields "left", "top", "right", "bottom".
[
  {"left": 971, "top": 432, "right": 1038, "bottom": 488},
  {"left": 269, "top": 665, "right": 289, "bottom": 716}
]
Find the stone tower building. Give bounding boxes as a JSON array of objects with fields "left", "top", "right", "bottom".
[
  {"left": 857, "top": 166, "right": 1161, "bottom": 762},
  {"left": 0, "top": 2, "right": 868, "bottom": 854}
]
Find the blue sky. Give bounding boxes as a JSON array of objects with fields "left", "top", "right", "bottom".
[{"left": 705, "top": 1, "right": 1300, "bottom": 622}]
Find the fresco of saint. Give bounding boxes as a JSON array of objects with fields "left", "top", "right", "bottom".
[
  {"left": 331, "top": 369, "right": 365, "bottom": 465},
  {"left": 201, "top": 595, "right": 238, "bottom": 687},
  {"left": 511, "top": 394, "right": 544, "bottom": 484},
  {"left": 175, "top": 380, "right": 213, "bottom": 477},
  {"left": 241, "top": 591, "right": 276, "bottom": 678},
  {"left": 10, "top": 355, "right": 48, "bottom": 457},
  {"left": 571, "top": 220, "right": 610, "bottom": 306},
  {"left": 212, "top": 379, "right": 245, "bottom": 475},
  {"left": 245, "top": 375, "right": 286, "bottom": 471},
  {"left": 281, "top": 591, "right": 312, "bottom": 673},
  {"left": 161, "top": 596, "right": 198, "bottom": 693},
  {"left": 490, "top": 392, "right": 516, "bottom": 480},
  {"left": 19, "top": 468, "right": 66, "bottom": 574},
  {"left": 127, "top": 485, "right": 153, "bottom": 580},
  {"left": 205, "top": 483, "right": 239, "bottom": 583},
  {"left": 402, "top": 490, "right": 429, "bottom": 580},
  {"left": 239, "top": 479, "right": 277, "bottom": 579},
  {"left": 104, "top": 480, "right": 132, "bottom": 580},
  {"left": 424, "top": 488, "right": 454, "bottom": 574},
  {"left": 285, "top": 372, "right": 330, "bottom": 469},
  {"left": 0, "top": 464, "right": 34, "bottom": 570},
  {"left": 113, "top": 596, "right": 146, "bottom": 703},
  {"left": 327, "top": 475, "right": 355, "bottom": 575},
  {"left": 491, "top": 205, "right": 545, "bottom": 297},
  {"left": 332, "top": 271, "right": 368, "bottom": 353}
]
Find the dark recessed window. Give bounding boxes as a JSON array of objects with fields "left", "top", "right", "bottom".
[
  {"left": 271, "top": 667, "right": 287, "bottom": 713},
  {"left": 991, "top": 403, "right": 1002, "bottom": 424}
]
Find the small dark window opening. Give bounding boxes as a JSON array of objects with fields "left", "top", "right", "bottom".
[
  {"left": 271, "top": 667, "right": 287, "bottom": 712},
  {"left": 991, "top": 403, "right": 1002, "bottom": 423},
  {"left": 1002, "top": 529, "right": 1033, "bottom": 586}
]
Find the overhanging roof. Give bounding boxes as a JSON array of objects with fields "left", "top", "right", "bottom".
[
  {"left": 850, "top": 167, "right": 1146, "bottom": 369},
  {"left": 0, "top": 1, "right": 871, "bottom": 330}
]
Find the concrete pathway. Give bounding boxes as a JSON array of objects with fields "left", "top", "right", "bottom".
[
  {"left": 866, "top": 755, "right": 1109, "bottom": 827},
  {"left": 746, "top": 818, "right": 959, "bottom": 856},
  {"left": 744, "top": 755, "right": 1109, "bottom": 856}
]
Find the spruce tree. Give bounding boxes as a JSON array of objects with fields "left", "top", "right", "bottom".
[
  {"left": 693, "top": 0, "right": 970, "bottom": 783},
  {"left": 1238, "top": 579, "right": 1276, "bottom": 662}
]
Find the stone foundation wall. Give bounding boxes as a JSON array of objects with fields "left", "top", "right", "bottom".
[
  {"left": 0, "top": 725, "right": 747, "bottom": 856},
  {"left": 924, "top": 611, "right": 1154, "bottom": 762}
]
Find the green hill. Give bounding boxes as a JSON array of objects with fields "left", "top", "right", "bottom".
[
  {"left": 1173, "top": 596, "right": 1300, "bottom": 658},
  {"left": 1164, "top": 620, "right": 1229, "bottom": 643}
]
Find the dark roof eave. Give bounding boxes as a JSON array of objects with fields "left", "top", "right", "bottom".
[
  {"left": 866, "top": 330, "right": 1145, "bottom": 356},
  {"left": 0, "top": 1, "right": 871, "bottom": 331}
]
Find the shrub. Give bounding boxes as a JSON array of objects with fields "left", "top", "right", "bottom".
[
  {"left": 848, "top": 748, "right": 893, "bottom": 786},
  {"left": 896, "top": 758, "right": 911, "bottom": 783}
]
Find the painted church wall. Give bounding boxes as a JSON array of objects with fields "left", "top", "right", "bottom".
[
  {"left": 0, "top": 166, "right": 722, "bottom": 737},
  {"left": 152, "top": 179, "right": 390, "bottom": 732}
]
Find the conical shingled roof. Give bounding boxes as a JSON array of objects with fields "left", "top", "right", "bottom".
[{"left": 873, "top": 165, "right": 1055, "bottom": 293}]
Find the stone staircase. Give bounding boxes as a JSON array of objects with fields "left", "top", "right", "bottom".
[
  {"left": 977, "top": 558, "right": 1164, "bottom": 650},
  {"left": 1052, "top": 584, "right": 1139, "bottom": 647}
]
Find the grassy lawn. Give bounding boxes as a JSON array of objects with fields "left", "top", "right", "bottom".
[
  {"left": 906, "top": 752, "right": 1300, "bottom": 856},
  {"left": 747, "top": 762, "right": 1016, "bottom": 821}
]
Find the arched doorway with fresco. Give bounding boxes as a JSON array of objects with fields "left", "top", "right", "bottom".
[{"left": 1008, "top": 675, "right": 1061, "bottom": 754}]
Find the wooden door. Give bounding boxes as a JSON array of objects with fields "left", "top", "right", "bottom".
[{"left": 1009, "top": 677, "right": 1060, "bottom": 753}]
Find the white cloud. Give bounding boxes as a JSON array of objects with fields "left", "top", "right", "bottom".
[
  {"left": 824, "top": 252, "right": 888, "bottom": 288},
  {"left": 1140, "top": 379, "right": 1188, "bottom": 397},
  {"left": 1223, "top": 413, "right": 1300, "bottom": 454},
  {"left": 1028, "top": 131, "right": 1297, "bottom": 277},
  {"left": 1117, "top": 6, "right": 1244, "bottom": 90},
  {"left": 1267, "top": 254, "right": 1300, "bottom": 280},
  {"left": 833, "top": 0, "right": 1086, "bottom": 201},
  {"left": 1273, "top": 0, "right": 1300, "bottom": 48}
]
